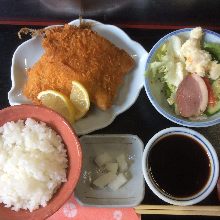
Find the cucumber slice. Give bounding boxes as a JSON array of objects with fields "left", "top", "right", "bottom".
[
  {"left": 212, "top": 79, "right": 220, "bottom": 98},
  {"left": 207, "top": 100, "right": 220, "bottom": 115}
]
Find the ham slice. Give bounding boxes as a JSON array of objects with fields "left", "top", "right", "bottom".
[{"left": 176, "top": 74, "right": 208, "bottom": 117}]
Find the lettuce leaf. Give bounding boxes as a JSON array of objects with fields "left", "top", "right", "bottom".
[
  {"left": 148, "top": 36, "right": 187, "bottom": 106},
  {"left": 203, "top": 42, "right": 220, "bottom": 61}
]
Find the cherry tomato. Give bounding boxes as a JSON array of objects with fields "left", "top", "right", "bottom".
[{"left": 203, "top": 77, "right": 216, "bottom": 106}]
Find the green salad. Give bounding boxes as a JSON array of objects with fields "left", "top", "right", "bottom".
[{"left": 147, "top": 27, "right": 220, "bottom": 118}]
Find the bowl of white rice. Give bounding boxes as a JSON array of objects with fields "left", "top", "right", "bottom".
[{"left": 0, "top": 104, "right": 82, "bottom": 220}]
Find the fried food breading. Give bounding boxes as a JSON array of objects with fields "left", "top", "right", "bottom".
[{"left": 23, "top": 24, "right": 135, "bottom": 110}]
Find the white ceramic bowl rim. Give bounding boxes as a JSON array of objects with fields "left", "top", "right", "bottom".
[
  {"left": 144, "top": 28, "right": 220, "bottom": 127},
  {"left": 142, "top": 127, "right": 219, "bottom": 206}
]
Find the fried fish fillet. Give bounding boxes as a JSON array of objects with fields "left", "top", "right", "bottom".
[{"left": 23, "top": 24, "right": 135, "bottom": 110}]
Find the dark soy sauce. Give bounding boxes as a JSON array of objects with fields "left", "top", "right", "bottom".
[{"left": 148, "top": 134, "right": 211, "bottom": 198}]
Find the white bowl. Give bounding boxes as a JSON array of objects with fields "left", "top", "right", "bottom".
[
  {"left": 8, "top": 19, "right": 148, "bottom": 135},
  {"left": 142, "top": 127, "right": 219, "bottom": 206},
  {"left": 75, "top": 134, "right": 145, "bottom": 207},
  {"left": 144, "top": 28, "right": 220, "bottom": 127}
]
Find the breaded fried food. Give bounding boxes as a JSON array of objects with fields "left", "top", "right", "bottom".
[{"left": 23, "top": 24, "right": 135, "bottom": 110}]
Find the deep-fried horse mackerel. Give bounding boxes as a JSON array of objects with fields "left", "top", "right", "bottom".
[{"left": 23, "top": 24, "right": 135, "bottom": 110}]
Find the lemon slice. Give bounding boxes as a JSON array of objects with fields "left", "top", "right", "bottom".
[
  {"left": 70, "top": 81, "right": 90, "bottom": 120},
  {"left": 37, "top": 90, "right": 75, "bottom": 123}
]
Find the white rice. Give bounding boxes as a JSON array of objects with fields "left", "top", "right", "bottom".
[{"left": 0, "top": 118, "right": 68, "bottom": 212}]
